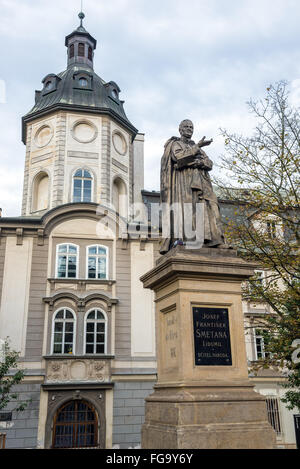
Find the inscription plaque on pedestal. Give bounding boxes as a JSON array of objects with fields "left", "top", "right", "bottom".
[{"left": 193, "top": 307, "right": 232, "bottom": 366}]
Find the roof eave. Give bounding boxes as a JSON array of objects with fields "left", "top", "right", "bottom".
[
  {"left": 22, "top": 104, "right": 138, "bottom": 144},
  {"left": 65, "top": 31, "right": 97, "bottom": 48}
]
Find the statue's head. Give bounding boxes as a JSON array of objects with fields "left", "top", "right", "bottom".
[{"left": 179, "top": 119, "right": 194, "bottom": 139}]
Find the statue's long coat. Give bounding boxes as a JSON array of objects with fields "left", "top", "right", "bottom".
[{"left": 160, "top": 137, "right": 224, "bottom": 254}]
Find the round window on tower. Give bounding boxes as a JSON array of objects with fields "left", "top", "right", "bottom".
[
  {"left": 71, "top": 120, "right": 98, "bottom": 144},
  {"left": 112, "top": 131, "right": 127, "bottom": 156},
  {"left": 111, "top": 89, "right": 118, "bottom": 100},
  {"left": 34, "top": 125, "right": 54, "bottom": 148}
]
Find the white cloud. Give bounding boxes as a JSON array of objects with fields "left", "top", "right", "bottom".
[
  {"left": 0, "top": 167, "right": 23, "bottom": 217},
  {"left": 1, "top": 0, "right": 300, "bottom": 215}
]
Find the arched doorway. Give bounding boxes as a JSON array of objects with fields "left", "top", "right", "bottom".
[{"left": 52, "top": 400, "right": 98, "bottom": 448}]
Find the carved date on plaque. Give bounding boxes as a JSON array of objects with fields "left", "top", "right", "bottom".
[{"left": 193, "top": 307, "right": 232, "bottom": 366}]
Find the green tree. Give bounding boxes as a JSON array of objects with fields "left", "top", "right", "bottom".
[
  {"left": 215, "top": 80, "right": 300, "bottom": 411},
  {"left": 0, "top": 339, "right": 29, "bottom": 412}
]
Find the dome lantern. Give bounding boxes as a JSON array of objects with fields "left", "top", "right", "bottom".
[{"left": 65, "top": 11, "right": 97, "bottom": 70}]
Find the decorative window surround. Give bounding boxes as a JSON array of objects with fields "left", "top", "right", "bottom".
[
  {"left": 86, "top": 245, "right": 109, "bottom": 280},
  {"left": 84, "top": 309, "right": 108, "bottom": 355},
  {"left": 72, "top": 169, "right": 93, "bottom": 203},
  {"left": 55, "top": 243, "right": 79, "bottom": 279},
  {"left": 44, "top": 357, "right": 112, "bottom": 383},
  {"left": 51, "top": 308, "right": 76, "bottom": 355}
]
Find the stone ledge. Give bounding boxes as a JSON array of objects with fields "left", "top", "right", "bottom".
[{"left": 141, "top": 246, "right": 257, "bottom": 290}]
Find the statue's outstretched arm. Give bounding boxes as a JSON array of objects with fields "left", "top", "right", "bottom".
[
  {"left": 198, "top": 136, "right": 213, "bottom": 148},
  {"left": 173, "top": 142, "right": 200, "bottom": 170}
]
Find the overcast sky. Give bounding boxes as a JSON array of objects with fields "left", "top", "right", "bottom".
[{"left": 1, "top": 0, "right": 300, "bottom": 217}]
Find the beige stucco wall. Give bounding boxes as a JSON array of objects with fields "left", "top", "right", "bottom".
[
  {"left": 130, "top": 242, "right": 156, "bottom": 357},
  {"left": 0, "top": 236, "right": 33, "bottom": 355},
  {"left": 22, "top": 110, "right": 138, "bottom": 218},
  {"left": 255, "top": 383, "right": 298, "bottom": 447}
]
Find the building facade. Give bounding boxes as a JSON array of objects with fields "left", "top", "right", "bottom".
[{"left": 0, "top": 14, "right": 298, "bottom": 449}]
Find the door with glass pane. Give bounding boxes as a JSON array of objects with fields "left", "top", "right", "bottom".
[{"left": 52, "top": 400, "right": 98, "bottom": 448}]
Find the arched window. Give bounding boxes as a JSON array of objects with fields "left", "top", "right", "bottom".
[
  {"left": 69, "top": 44, "right": 75, "bottom": 59},
  {"left": 88, "top": 46, "right": 93, "bottom": 61},
  {"left": 87, "top": 245, "right": 108, "bottom": 280},
  {"left": 52, "top": 308, "right": 75, "bottom": 355},
  {"left": 78, "top": 43, "right": 85, "bottom": 57},
  {"left": 73, "top": 169, "right": 93, "bottom": 203},
  {"left": 85, "top": 309, "right": 107, "bottom": 354},
  {"left": 56, "top": 244, "right": 78, "bottom": 278},
  {"left": 52, "top": 400, "right": 98, "bottom": 448}
]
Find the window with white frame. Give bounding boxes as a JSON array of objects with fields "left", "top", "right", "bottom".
[
  {"left": 84, "top": 309, "right": 107, "bottom": 354},
  {"left": 87, "top": 245, "right": 108, "bottom": 280},
  {"left": 266, "top": 220, "right": 277, "bottom": 239},
  {"left": 73, "top": 169, "right": 93, "bottom": 203},
  {"left": 254, "top": 328, "right": 271, "bottom": 360},
  {"left": 52, "top": 308, "right": 75, "bottom": 354},
  {"left": 254, "top": 270, "right": 265, "bottom": 285},
  {"left": 56, "top": 244, "right": 78, "bottom": 278},
  {"left": 251, "top": 270, "right": 265, "bottom": 290}
]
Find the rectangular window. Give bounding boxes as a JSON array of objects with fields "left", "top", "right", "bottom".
[
  {"left": 73, "top": 179, "right": 82, "bottom": 203},
  {"left": 98, "top": 257, "right": 106, "bottom": 279},
  {"left": 56, "top": 245, "right": 78, "bottom": 279},
  {"left": 52, "top": 310, "right": 75, "bottom": 355},
  {"left": 85, "top": 310, "right": 106, "bottom": 355},
  {"left": 73, "top": 170, "right": 92, "bottom": 203},
  {"left": 249, "top": 270, "right": 266, "bottom": 297},
  {"left": 87, "top": 257, "right": 96, "bottom": 279},
  {"left": 0, "top": 413, "right": 12, "bottom": 422},
  {"left": 57, "top": 256, "right": 67, "bottom": 278},
  {"left": 83, "top": 180, "right": 92, "bottom": 202},
  {"left": 87, "top": 246, "right": 108, "bottom": 280},
  {"left": 78, "top": 43, "right": 85, "bottom": 57},
  {"left": 266, "top": 397, "right": 282, "bottom": 436},
  {"left": 267, "top": 221, "right": 277, "bottom": 239},
  {"left": 255, "top": 329, "right": 271, "bottom": 360}
]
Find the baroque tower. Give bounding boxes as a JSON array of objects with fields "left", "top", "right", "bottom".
[{"left": 21, "top": 12, "right": 144, "bottom": 219}]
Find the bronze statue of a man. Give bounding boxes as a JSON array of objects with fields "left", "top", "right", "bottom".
[{"left": 160, "top": 119, "right": 228, "bottom": 254}]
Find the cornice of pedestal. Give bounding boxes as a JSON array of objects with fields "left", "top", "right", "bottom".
[{"left": 140, "top": 246, "right": 258, "bottom": 290}]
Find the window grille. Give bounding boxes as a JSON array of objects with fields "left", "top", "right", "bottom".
[
  {"left": 52, "top": 400, "right": 98, "bottom": 449},
  {"left": 266, "top": 396, "right": 282, "bottom": 436}
]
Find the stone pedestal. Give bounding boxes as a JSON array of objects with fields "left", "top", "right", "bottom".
[{"left": 140, "top": 247, "right": 276, "bottom": 449}]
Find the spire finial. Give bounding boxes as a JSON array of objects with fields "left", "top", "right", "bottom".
[
  {"left": 79, "top": 0, "right": 85, "bottom": 27},
  {"left": 78, "top": 11, "right": 85, "bottom": 28}
]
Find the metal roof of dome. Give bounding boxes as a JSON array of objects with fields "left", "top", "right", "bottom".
[{"left": 22, "top": 12, "right": 138, "bottom": 143}]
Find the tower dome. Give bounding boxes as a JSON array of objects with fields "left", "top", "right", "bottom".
[
  {"left": 22, "top": 12, "right": 137, "bottom": 144},
  {"left": 20, "top": 12, "right": 143, "bottom": 217}
]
